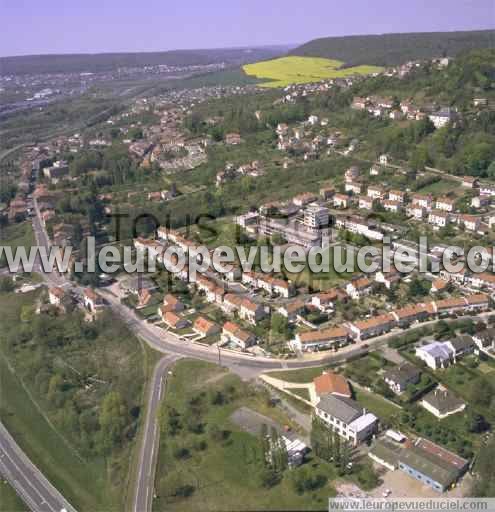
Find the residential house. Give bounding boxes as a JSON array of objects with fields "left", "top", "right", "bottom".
[
  {"left": 277, "top": 300, "right": 306, "bottom": 322},
  {"left": 239, "top": 298, "right": 267, "bottom": 325},
  {"left": 345, "top": 166, "right": 360, "bottom": 182},
  {"left": 348, "top": 313, "right": 396, "bottom": 340},
  {"left": 315, "top": 394, "right": 378, "bottom": 446},
  {"left": 415, "top": 341, "right": 455, "bottom": 369},
  {"left": 137, "top": 289, "right": 152, "bottom": 309},
  {"left": 434, "top": 297, "right": 469, "bottom": 315},
  {"left": 421, "top": 387, "right": 466, "bottom": 419},
  {"left": 221, "top": 321, "right": 256, "bottom": 349},
  {"left": 351, "top": 97, "right": 368, "bottom": 110},
  {"left": 311, "top": 289, "right": 347, "bottom": 311},
  {"left": 392, "top": 303, "right": 433, "bottom": 327},
  {"left": 383, "top": 364, "right": 421, "bottom": 394},
  {"left": 222, "top": 293, "right": 243, "bottom": 315},
  {"left": 333, "top": 193, "right": 350, "bottom": 208},
  {"left": 428, "top": 108, "right": 456, "bottom": 129},
  {"left": 471, "top": 195, "right": 490, "bottom": 208},
  {"left": 472, "top": 329, "right": 495, "bottom": 352},
  {"left": 163, "top": 311, "right": 190, "bottom": 330},
  {"left": 346, "top": 277, "right": 373, "bottom": 299},
  {"left": 445, "top": 335, "right": 475, "bottom": 359},
  {"left": 406, "top": 205, "right": 426, "bottom": 220},
  {"left": 412, "top": 194, "right": 433, "bottom": 210},
  {"left": 345, "top": 181, "right": 362, "bottom": 195},
  {"left": 428, "top": 210, "right": 451, "bottom": 228},
  {"left": 162, "top": 294, "right": 185, "bottom": 313},
  {"left": 389, "top": 190, "right": 406, "bottom": 203},
  {"left": 458, "top": 214, "right": 480, "bottom": 232},
  {"left": 359, "top": 196, "right": 376, "bottom": 210},
  {"left": 382, "top": 199, "right": 401, "bottom": 213},
  {"left": 375, "top": 268, "right": 402, "bottom": 289},
  {"left": 293, "top": 192, "right": 317, "bottom": 207},
  {"left": 290, "top": 327, "right": 349, "bottom": 352},
  {"left": 193, "top": 316, "right": 221, "bottom": 337},
  {"left": 313, "top": 371, "right": 352, "bottom": 398},
  {"left": 367, "top": 185, "right": 384, "bottom": 200},
  {"left": 435, "top": 197, "right": 455, "bottom": 212}
]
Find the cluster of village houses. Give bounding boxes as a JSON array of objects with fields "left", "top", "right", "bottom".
[
  {"left": 339, "top": 164, "right": 494, "bottom": 233},
  {"left": 132, "top": 222, "right": 493, "bottom": 355}
]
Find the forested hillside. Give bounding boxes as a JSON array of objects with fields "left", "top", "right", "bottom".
[{"left": 290, "top": 30, "right": 495, "bottom": 66}]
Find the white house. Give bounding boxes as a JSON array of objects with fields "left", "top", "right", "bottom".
[
  {"left": 420, "top": 387, "right": 466, "bottom": 419},
  {"left": 415, "top": 341, "right": 455, "bottom": 370},
  {"left": 315, "top": 394, "right": 378, "bottom": 446}
]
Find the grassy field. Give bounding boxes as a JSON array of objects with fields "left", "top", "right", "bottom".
[
  {"left": 0, "top": 222, "right": 34, "bottom": 268},
  {"left": 243, "top": 56, "right": 383, "bottom": 88},
  {"left": 153, "top": 360, "right": 337, "bottom": 511},
  {"left": 267, "top": 366, "right": 329, "bottom": 384},
  {"left": 353, "top": 389, "right": 401, "bottom": 424},
  {"left": 416, "top": 178, "right": 460, "bottom": 195},
  {"left": 0, "top": 481, "right": 28, "bottom": 512}
]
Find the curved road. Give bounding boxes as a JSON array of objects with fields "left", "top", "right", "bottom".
[{"left": 133, "top": 354, "right": 182, "bottom": 512}]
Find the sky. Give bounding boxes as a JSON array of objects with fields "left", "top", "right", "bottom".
[{"left": 1, "top": 0, "right": 494, "bottom": 57}]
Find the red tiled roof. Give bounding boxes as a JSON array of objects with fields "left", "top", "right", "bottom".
[{"left": 314, "top": 371, "right": 352, "bottom": 397}]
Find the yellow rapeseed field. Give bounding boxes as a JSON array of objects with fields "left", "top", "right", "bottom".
[{"left": 243, "top": 56, "right": 383, "bottom": 88}]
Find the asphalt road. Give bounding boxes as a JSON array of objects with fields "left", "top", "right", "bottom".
[
  {"left": 133, "top": 354, "right": 182, "bottom": 512},
  {"left": 0, "top": 422, "right": 77, "bottom": 512}
]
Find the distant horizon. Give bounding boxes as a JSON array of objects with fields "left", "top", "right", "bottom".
[
  {"left": 1, "top": 0, "right": 494, "bottom": 58},
  {"left": 1, "top": 27, "right": 494, "bottom": 60}
]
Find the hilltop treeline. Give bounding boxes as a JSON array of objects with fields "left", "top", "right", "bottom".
[
  {"left": 0, "top": 47, "right": 285, "bottom": 75},
  {"left": 290, "top": 30, "right": 495, "bottom": 66}
]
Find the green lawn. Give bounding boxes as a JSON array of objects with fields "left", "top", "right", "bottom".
[
  {"left": 267, "top": 366, "right": 329, "bottom": 384},
  {"left": 289, "top": 388, "right": 311, "bottom": 402},
  {"left": 353, "top": 389, "right": 401, "bottom": 424},
  {"left": 0, "top": 222, "right": 34, "bottom": 268},
  {"left": 416, "top": 178, "right": 460, "bottom": 195},
  {"left": 0, "top": 481, "right": 27, "bottom": 512},
  {"left": 153, "top": 360, "right": 336, "bottom": 511}
]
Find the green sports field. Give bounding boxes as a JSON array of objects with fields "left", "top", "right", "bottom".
[{"left": 243, "top": 56, "right": 383, "bottom": 88}]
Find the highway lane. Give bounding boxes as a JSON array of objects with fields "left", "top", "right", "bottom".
[
  {"left": 133, "top": 354, "right": 182, "bottom": 512},
  {"left": 0, "top": 422, "right": 77, "bottom": 512}
]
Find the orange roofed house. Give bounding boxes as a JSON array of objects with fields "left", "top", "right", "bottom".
[
  {"left": 348, "top": 313, "right": 396, "bottom": 340},
  {"left": 221, "top": 321, "right": 256, "bottom": 349},
  {"left": 290, "top": 327, "right": 349, "bottom": 353},
  {"left": 313, "top": 371, "right": 352, "bottom": 399},
  {"left": 193, "top": 316, "right": 221, "bottom": 337},
  {"left": 162, "top": 311, "right": 190, "bottom": 330}
]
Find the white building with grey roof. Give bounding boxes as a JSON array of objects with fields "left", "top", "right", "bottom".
[{"left": 314, "top": 394, "right": 378, "bottom": 446}]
